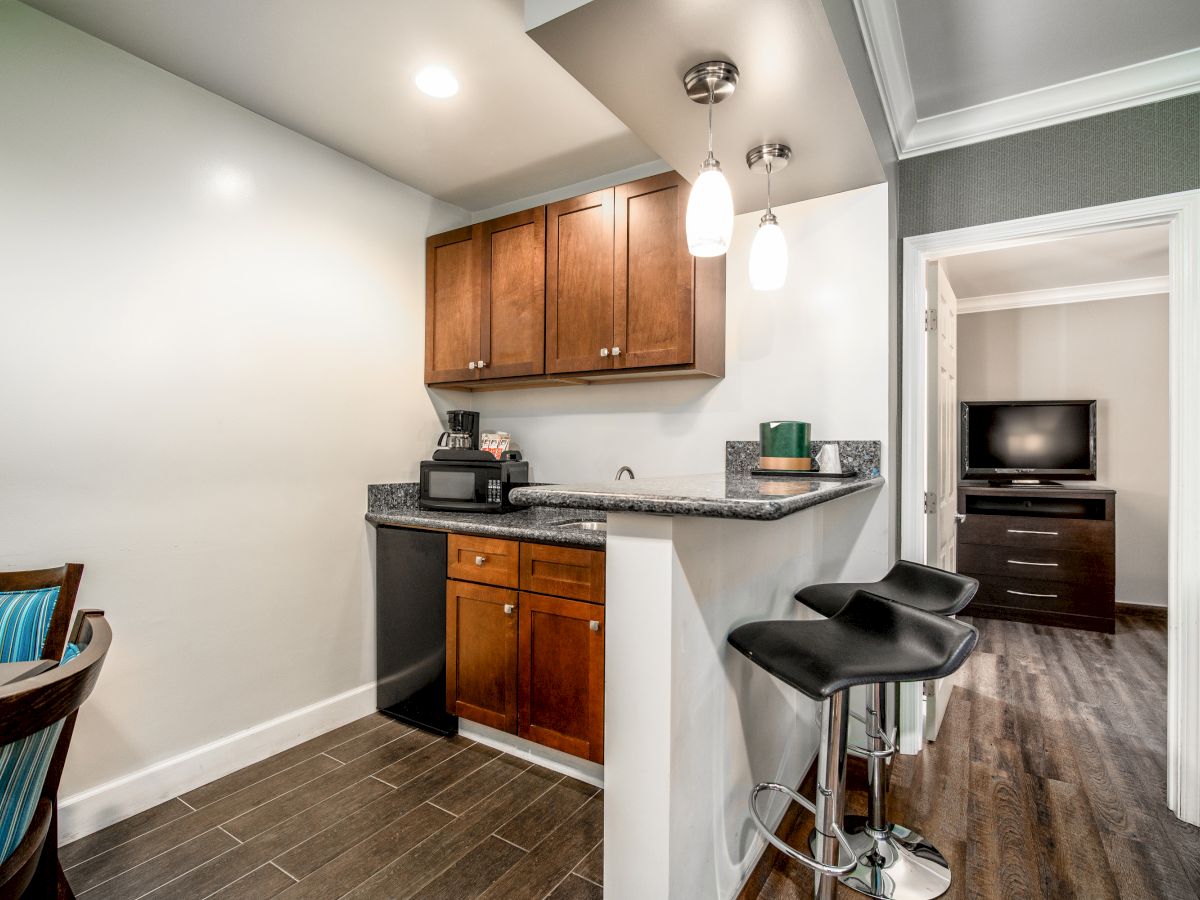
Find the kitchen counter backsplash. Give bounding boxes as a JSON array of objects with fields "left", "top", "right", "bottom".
[
  {"left": 367, "top": 482, "right": 420, "bottom": 514},
  {"left": 725, "top": 440, "right": 881, "bottom": 477}
]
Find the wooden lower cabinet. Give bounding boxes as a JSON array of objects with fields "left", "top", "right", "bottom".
[
  {"left": 518, "top": 592, "right": 605, "bottom": 764},
  {"left": 445, "top": 580, "right": 519, "bottom": 733}
]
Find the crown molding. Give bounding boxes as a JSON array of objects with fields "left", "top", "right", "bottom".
[
  {"left": 853, "top": 0, "right": 1200, "bottom": 159},
  {"left": 958, "top": 275, "right": 1170, "bottom": 315}
]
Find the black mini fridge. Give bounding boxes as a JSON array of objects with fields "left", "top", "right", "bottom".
[{"left": 375, "top": 526, "right": 458, "bottom": 735}]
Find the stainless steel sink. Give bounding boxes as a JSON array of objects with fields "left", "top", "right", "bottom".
[{"left": 553, "top": 521, "right": 607, "bottom": 532}]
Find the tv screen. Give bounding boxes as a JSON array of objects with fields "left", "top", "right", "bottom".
[{"left": 961, "top": 401, "right": 1096, "bottom": 481}]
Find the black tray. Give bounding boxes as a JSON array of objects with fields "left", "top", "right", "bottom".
[{"left": 750, "top": 468, "right": 860, "bottom": 479}]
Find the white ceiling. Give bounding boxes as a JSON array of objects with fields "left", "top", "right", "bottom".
[
  {"left": 23, "top": 0, "right": 658, "bottom": 212},
  {"left": 857, "top": 0, "right": 1200, "bottom": 156},
  {"left": 944, "top": 224, "right": 1169, "bottom": 302},
  {"left": 528, "top": 0, "right": 885, "bottom": 214}
]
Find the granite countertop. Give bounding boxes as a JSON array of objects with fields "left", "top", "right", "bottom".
[
  {"left": 366, "top": 483, "right": 606, "bottom": 547},
  {"left": 508, "top": 471, "right": 883, "bottom": 521}
]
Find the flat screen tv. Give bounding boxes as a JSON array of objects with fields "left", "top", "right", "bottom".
[{"left": 960, "top": 400, "right": 1097, "bottom": 482}]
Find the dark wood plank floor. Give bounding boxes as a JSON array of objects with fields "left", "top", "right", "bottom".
[
  {"left": 742, "top": 608, "right": 1200, "bottom": 900},
  {"left": 64, "top": 608, "right": 1194, "bottom": 899},
  {"left": 62, "top": 719, "right": 603, "bottom": 899}
]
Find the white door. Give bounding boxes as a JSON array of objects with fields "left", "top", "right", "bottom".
[{"left": 923, "top": 260, "right": 959, "bottom": 740}]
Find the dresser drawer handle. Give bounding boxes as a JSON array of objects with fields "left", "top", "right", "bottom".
[
  {"left": 1007, "top": 529, "right": 1058, "bottom": 536},
  {"left": 1007, "top": 589, "right": 1059, "bottom": 599},
  {"left": 474, "top": 555, "right": 487, "bottom": 566},
  {"left": 503, "top": 604, "right": 514, "bottom": 615},
  {"left": 1008, "top": 559, "right": 1058, "bottom": 567}
]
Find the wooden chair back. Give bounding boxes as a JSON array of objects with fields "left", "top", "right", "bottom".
[
  {"left": 0, "top": 610, "right": 110, "bottom": 899},
  {"left": 0, "top": 563, "right": 84, "bottom": 661}
]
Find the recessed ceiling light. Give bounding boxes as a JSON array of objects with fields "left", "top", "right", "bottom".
[{"left": 415, "top": 66, "right": 459, "bottom": 98}]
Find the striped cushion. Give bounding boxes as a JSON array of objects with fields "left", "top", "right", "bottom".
[
  {"left": 0, "top": 643, "right": 78, "bottom": 863},
  {"left": 0, "top": 588, "right": 59, "bottom": 663}
]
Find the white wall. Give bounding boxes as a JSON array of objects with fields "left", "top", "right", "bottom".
[
  {"left": 0, "top": 0, "right": 467, "bottom": 829},
  {"left": 958, "top": 296, "right": 1170, "bottom": 606},
  {"left": 468, "top": 182, "right": 892, "bottom": 571}
]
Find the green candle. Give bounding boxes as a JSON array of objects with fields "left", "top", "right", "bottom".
[{"left": 759, "top": 421, "right": 811, "bottom": 459}]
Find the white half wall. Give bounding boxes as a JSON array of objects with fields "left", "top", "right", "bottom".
[
  {"left": 958, "top": 295, "right": 1170, "bottom": 606},
  {"left": 470, "top": 182, "right": 892, "bottom": 578},
  {"left": 0, "top": 1, "right": 467, "bottom": 838}
]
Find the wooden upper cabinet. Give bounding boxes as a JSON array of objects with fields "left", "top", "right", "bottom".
[
  {"left": 546, "top": 189, "right": 616, "bottom": 374},
  {"left": 425, "top": 226, "right": 480, "bottom": 384},
  {"left": 480, "top": 207, "right": 545, "bottom": 379},
  {"left": 615, "top": 172, "right": 694, "bottom": 369},
  {"left": 424, "top": 170, "right": 725, "bottom": 388}
]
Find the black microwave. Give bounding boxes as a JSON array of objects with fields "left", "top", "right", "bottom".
[{"left": 419, "top": 457, "right": 530, "bottom": 513}]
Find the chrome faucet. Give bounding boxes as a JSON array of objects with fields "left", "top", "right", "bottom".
[{"left": 615, "top": 466, "right": 636, "bottom": 480}]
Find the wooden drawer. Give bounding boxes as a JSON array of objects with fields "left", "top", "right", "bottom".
[
  {"left": 965, "top": 573, "right": 1113, "bottom": 618},
  {"left": 958, "top": 513, "right": 1112, "bottom": 552},
  {"left": 958, "top": 543, "right": 1113, "bottom": 584},
  {"left": 447, "top": 534, "right": 519, "bottom": 588},
  {"left": 520, "top": 542, "right": 605, "bottom": 604}
]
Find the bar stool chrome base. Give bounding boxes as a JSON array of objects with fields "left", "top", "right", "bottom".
[{"left": 808, "top": 815, "right": 951, "bottom": 899}]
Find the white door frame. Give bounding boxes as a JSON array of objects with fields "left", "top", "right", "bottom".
[{"left": 898, "top": 189, "right": 1200, "bottom": 825}]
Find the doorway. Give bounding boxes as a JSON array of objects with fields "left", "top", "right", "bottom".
[{"left": 897, "top": 190, "right": 1200, "bottom": 826}]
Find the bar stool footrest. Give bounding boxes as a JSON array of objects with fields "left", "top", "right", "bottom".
[{"left": 749, "top": 782, "right": 857, "bottom": 876}]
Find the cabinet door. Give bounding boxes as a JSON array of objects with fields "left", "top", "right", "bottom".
[
  {"left": 614, "top": 172, "right": 694, "bottom": 369},
  {"left": 480, "top": 207, "right": 545, "bottom": 379},
  {"left": 518, "top": 593, "right": 604, "bottom": 763},
  {"left": 546, "top": 189, "right": 615, "bottom": 374},
  {"left": 425, "top": 226, "right": 481, "bottom": 384},
  {"left": 446, "top": 580, "right": 519, "bottom": 732}
]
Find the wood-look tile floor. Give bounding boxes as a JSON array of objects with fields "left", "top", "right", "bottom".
[
  {"left": 65, "top": 609, "right": 1195, "bottom": 900},
  {"left": 61, "top": 720, "right": 603, "bottom": 899},
  {"left": 742, "top": 608, "right": 1200, "bottom": 900}
]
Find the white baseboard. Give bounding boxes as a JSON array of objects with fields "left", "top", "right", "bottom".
[
  {"left": 58, "top": 682, "right": 377, "bottom": 844},
  {"left": 457, "top": 720, "right": 604, "bottom": 789}
]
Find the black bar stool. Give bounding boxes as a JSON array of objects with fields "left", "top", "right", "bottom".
[
  {"left": 728, "top": 591, "right": 977, "bottom": 900},
  {"left": 795, "top": 561, "right": 978, "bottom": 900}
]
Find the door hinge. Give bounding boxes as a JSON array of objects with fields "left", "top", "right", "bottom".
[
  {"left": 923, "top": 491, "right": 935, "bottom": 514},
  {"left": 924, "top": 309, "right": 937, "bottom": 332}
]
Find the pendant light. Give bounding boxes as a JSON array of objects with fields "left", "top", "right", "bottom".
[
  {"left": 682, "top": 61, "right": 738, "bottom": 257},
  {"left": 746, "top": 143, "right": 791, "bottom": 291}
]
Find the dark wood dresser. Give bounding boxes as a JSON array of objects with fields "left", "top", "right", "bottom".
[{"left": 957, "top": 483, "right": 1116, "bottom": 633}]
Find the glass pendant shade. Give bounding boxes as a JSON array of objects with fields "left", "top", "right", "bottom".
[
  {"left": 749, "top": 217, "right": 788, "bottom": 291},
  {"left": 686, "top": 164, "right": 735, "bottom": 257}
]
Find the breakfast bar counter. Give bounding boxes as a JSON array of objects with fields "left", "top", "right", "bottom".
[{"left": 513, "top": 463, "right": 887, "bottom": 899}]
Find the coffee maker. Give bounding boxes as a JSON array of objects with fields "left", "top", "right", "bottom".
[{"left": 438, "top": 410, "right": 480, "bottom": 452}]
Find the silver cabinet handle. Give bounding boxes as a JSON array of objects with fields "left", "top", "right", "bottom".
[
  {"left": 599, "top": 348, "right": 609, "bottom": 357},
  {"left": 1008, "top": 559, "right": 1058, "bottom": 567},
  {"left": 954, "top": 513, "right": 966, "bottom": 524},
  {"left": 468, "top": 361, "right": 476, "bottom": 370},
  {"left": 1007, "top": 589, "right": 1059, "bottom": 598},
  {"left": 474, "top": 555, "right": 487, "bottom": 566},
  {"left": 611, "top": 346, "right": 621, "bottom": 357},
  {"left": 1008, "top": 529, "right": 1058, "bottom": 536},
  {"left": 477, "top": 360, "right": 487, "bottom": 368},
  {"left": 589, "top": 620, "right": 601, "bottom": 632},
  {"left": 504, "top": 604, "right": 514, "bottom": 615}
]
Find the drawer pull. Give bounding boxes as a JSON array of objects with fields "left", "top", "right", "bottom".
[
  {"left": 589, "top": 620, "right": 601, "bottom": 632},
  {"left": 475, "top": 555, "right": 487, "bottom": 566},
  {"left": 1007, "top": 529, "right": 1059, "bottom": 536},
  {"left": 1008, "top": 559, "right": 1058, "bottom": 567},
  {"left": 1007, "top": 589, "right": 1059, "bottom": 599},
  {"left": 503, "top": 604, "right": 514, "bottom": 615}
]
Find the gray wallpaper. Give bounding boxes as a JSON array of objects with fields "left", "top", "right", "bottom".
[{"left": 898, "top": 94, "right": 1200, "bottom": 238}]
